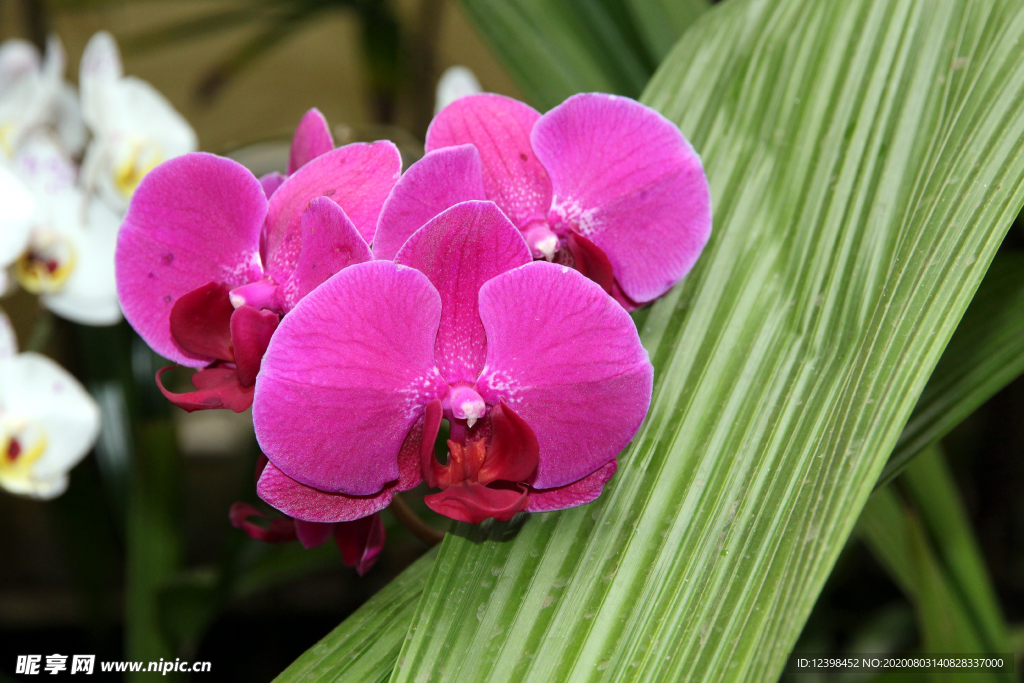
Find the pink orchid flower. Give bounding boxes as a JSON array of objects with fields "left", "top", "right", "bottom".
[
  {"left": 252, "top": 200, "right": 653, "bottom": 525},
  {"left": 229, "top": 456, "right": 385, "bottom": 576},
  {"left": 372, "top": 92, "right": 712, "bottom": 309},
  {"left": 115, "top": 109, "right": 401, "bottom": 412}
]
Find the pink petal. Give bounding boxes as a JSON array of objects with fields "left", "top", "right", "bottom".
[
  {"left": 476, "top": 262, "right": 652, "bottom": 489},
  {"left": 525, "top": 459, "right": 617, "bottom": 512},
  {"left": 257, "top": 462, "right": 395, "bottom": 522},
  {"left": 294, "top": 519, "right": 333, "bottom": 548},
  {"left": 116, "top": 153, "right": 266, "bottom": 366},
  {"left": 335, "top": 514, "right": 385, "bottom": 576},
  {"left": 257, "top": 413, "right": 426, "bottom": 523},
  {"left": 230, "top": 305, "right": 279, "bottom": 387},
  {"left": 426, "top": 94, "right": 552, "bottom": 231},
  {"left": 288, "top": 108, "right": 334, "bottom": 175},
  {"left": 532, "top": 93, "right": 712, "bottom": 303},
  {"left": 169, "top": 282, "right": 234, "bottom": 362},
  {"left": 229, "top": 502, "right": 297, "bottom": 543},
  {"left": 263, "top": 142, "right": 401, "bottom": 282},
  {"left": 395, "top": 201, "right": 530, "bottom": 385},
  {"left": 372, "top": 145, "right": 487, "bottom": 260},
  {"left": 277, "top": 197, "right": 372, "bottom": 312},
  {"left": 156, "top": 366, "right": 254, "bottom": 413},
  {"left": 424, "top": 482, "right": 528, "bottom": 524},
  {"left": 260, "top": 172, "right": 286, "bottom": 199},
  {"left": 253, "top": 261, "right": 443, "bottom": 495}
]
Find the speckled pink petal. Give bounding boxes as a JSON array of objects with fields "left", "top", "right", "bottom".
[
  {"left": 525, "top": 459, "right": 617, "bottom": 512},
  {"left": 426, "top": 94, "right": 551, "bottom": 231},
  {"left": 260, "top": 172, "right": 286, "bottom": 199},
  {"left": 253, "top": 260, "right": 443, "bottom": 495},
  {"left": 116, "top": 153, "right": 266, "bottom": 366},
  {"left": 278, "top": 197, "right": 372, "bottom": 312},
  {"left": 263, "top": 141, "right": 401, "bottom": 282},
  {"left": 372, "top": 145, "right": 487, "bottom": 260},
  {"left": 288, "top": 108, "right": 334, "bottom": 175},
  {"left": 476, "top": 262, "right": 652, "bottom": 489},
  {"left": 395, "top": 201, "right": 530, "bottom": 385},
  {"left": 257, "top": 461, "right": 396, "bottom": 523},
  {"left": 533, "top": 93, "right": 711, "bottom": 304}
]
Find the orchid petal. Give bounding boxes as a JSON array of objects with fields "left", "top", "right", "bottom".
[
  {"left": 533, "top": 93, "right": 712, "bottom": 303},
  {"left": 424, "top": 482, "right": 528, "bottom": 524},
  {"left": 0, "top": 39, "right": 39, "bottom": 93},
  {"left": 525, "top": 459, "right": 617, "bottom": 513},
  {"left": 263, "top": 141, "right": 401, "bottom": 281},
  {"left": 288, "top": 108, "right": 334, "bottom": 175},
  {"left": 335, "top": 514, "right": 385, "bottom": 576},
  {"left": 294, "top": 519, "right": 334, "bottom": 549},
  {"left": 116, "top": 153, "right": 266, "bottom": 366},
  {"left": 230, "top": 305, "right": 279, "bottom": 387},
  {"left": 477, "top": 262, "right": 652, "bottom": 489},
  {"left": 257, "top": 461, "right": 396, "bottom": 523},
  {"left": 0, "top": 352, "right": 100, "bottom": 499},
  {"left": 278, "top": 197, "right": 372, "bottom": 312},
  {"left": 259, "top": 172, "right": 286, "bottom": 199},
  {"left": 253, "top": 261, "right": 443, "bottom": 495},
  {"left": 372, "top": 145, "right": 487, "bottom": 261},
  {"left": 156, "top": 366, "right": 254, "bottom": 413},
  {"left": 40, "top": 196, "right": 123, "bottom": 326},
  {"left": 0, "top": 309, "right": 16, "bottom": 359},
  {"left": 435, "top": 66, "right": 482, "bottom": 115},
  {"left": 229, "top": 502, "right": 296, "bottom": 543},
  {"left": 426, "top": 94, "right": 551, "bottom": 231},
  {"left": 0, "top": 165, "right": 34, "bottom": 269},
  {"left": 169, "top": 282, "right": 234, "bottom": 362},
  {"left": 395, "top": 200, "right": 530, "bottom": 384}
]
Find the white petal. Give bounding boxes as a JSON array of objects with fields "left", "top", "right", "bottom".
[
  {"left": 0, "top": 352, "right": 100, "bottom": 483},
  {"left": 40, "top": 195, "right": 122, "bottom": 326},
  {"left": 0, "top": 164, "right": 34, "bottom": 266},
  {"left": 0, "top": 307, "right": 16, "bottom": 359},
  {"left": 79, "top": 31, "right": 122, "bottom": 132},
  {"left": 14, "top": 133, "right": 77, "bottom": 194},
  {"left": 435, "top": 66, "right": 482, "bottom": 114},
  {"left": 0, "top": 39, "right": 40, "bottom": 93}
]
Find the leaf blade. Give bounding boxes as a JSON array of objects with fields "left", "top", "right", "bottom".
[{"left": 391, "top": 1, "right": 1024, "bottom": 681}]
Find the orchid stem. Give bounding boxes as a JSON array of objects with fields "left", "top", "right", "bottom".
[
  {"left": 25, "top": 307, "right": 54, "bottom": 353},
  {"left": 390, "top": 494, "right": 445, "bottom": 546}
]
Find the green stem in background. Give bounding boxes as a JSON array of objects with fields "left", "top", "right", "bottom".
[
  {"left": 25, "top": 307, "right": 54, "bottom": 353},
  {"left": 72, "top": 323, "right": 184, "bottom": 679},
  {"left": 125, "top": 418, "right": 182, "bottom": 678},
  {"left": 389, "top": 493, "right": 446, "bottom": 547}
]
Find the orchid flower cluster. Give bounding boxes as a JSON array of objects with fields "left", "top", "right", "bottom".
[
  {"left": 116, "top": 90, "right": 711, "bottom": 573},
  {"left": 0, "top": 32, "right": 195, "bottom": 325}
]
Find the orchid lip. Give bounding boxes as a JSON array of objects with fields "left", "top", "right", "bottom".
[
  {"left": 229, "top": 279, "right": 278, "bottom": 310},
  {"left": 449, "top": 385, "right": 486, "bottom": 428}
]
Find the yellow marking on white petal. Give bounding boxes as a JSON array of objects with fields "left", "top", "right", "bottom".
[
  {"left": 14, "top": 234, "right": 76, "bottom": 294},
  {"left": 0, "top": 123, "right": 15, "bottom": 158},
  {"left": 0, "top": 423, "right": 48, "bottom": 494},
  {"left": 114, "top": 141, "right": 163, "bottom": 199}
]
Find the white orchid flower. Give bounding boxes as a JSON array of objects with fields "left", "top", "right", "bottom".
[
  {"left": 0, "top": 36, "right": 86, "bottom": 159},
  {"left": 0, "top": 309, "right": 100, "bottom": 499},
  {"left": 12, "top": 134, "right": 122, "bottom": 325},
  {"left": 79, "top": 31, "right": 196, "bottom": 213},
  {"left": 435, "top": 65, "right": 482, "bottom": 114}
]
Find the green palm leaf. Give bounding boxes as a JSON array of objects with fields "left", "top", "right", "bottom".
[
  {"left": 383, "top": 1, "right": 1024, "bottom": 681},
  {"left": 877, "top": 251, "right": 1024, "bottom": 489}
]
